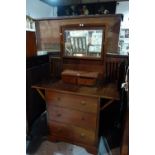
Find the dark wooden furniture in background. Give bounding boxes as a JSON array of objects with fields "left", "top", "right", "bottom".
[
  {"left": 50, "top": 56, "right": 62, "bottom": 78},
  {"left": 121, "top": 109, "right": 129, "bottom": 155},
  {"left": 120, "top": 66, "right": 129, "bottom": 155},
  {"left": 26, "top": 31, "right": 37, "bottom": 57},
  {"left": 26, "top": 55, "right": 50, "bottom": 134}
]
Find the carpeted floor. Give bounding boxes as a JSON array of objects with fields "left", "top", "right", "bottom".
[
  {"left": 26, "top": 139, "right": 120, "bottom": 155},
  {"left": 27, "top": 140, "right": 92, "bottom": 155}
]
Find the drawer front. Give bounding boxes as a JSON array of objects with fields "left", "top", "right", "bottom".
[
  {"left": 48, "top": 106, "right": 97, "bottom": 130},
  {"left": 46, "top": 90, "right": 98, "bottom": 114},
  {"left": 62, "top": 75, "right": 77, "bottom": 84},
  {"left": 77, "top": 77, "right": 96, "bottom": 86},
  {"left": 49, "top": 121, "right": 96, "bottom": 146}
]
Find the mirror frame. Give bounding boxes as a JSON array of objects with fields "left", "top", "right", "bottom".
[{"left": 60, "top": 24, "right": 107, "bottom": 60}]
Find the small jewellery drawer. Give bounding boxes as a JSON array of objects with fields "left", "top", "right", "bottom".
[
  {"left": 77, "top": 77, "right": 96, "bottom": 86},
  {"left": 49, "top": 121, "right": 96, "bottom": 146},
  {"left": 46, "top": 90, "right": 99, "bottom": 114},
  {"left": 48, "top": 106, "right": 97, "bottom": 130}
]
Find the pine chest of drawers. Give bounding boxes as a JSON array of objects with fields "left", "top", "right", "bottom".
[{"left": 45, "top": 90, "right": 100, "bottom": 154}]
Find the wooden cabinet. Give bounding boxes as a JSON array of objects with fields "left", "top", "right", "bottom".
[
  {"left": 26, "top": 31, "right": 37, "bottom": 58},
  {"left": 46, "top": 90, "right": 100, "bottom": 154}
]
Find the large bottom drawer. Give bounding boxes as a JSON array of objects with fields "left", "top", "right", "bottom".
[{"left": 48, "top": 121, "right": 96, "bottom": 146}]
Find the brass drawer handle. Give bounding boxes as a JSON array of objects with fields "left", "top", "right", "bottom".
[
  {"left": 56, "top": 113, "right": 62, "bottom": 117},
  {"left": 81, "top": 100, "right": 86, "bottom": 105},
  {"left": 80, "top": 133, "right": 85, "bottom": 137},
  {"left": 57, "top": 97, "right": 61, "bottom": 101}
]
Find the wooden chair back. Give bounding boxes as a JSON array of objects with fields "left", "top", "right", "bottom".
[
  {"left": 105, "top": 55, "right": 128, "bottom": 88},
  {"left": 70, "top": 36, "right": 87, "bottom": 54}
]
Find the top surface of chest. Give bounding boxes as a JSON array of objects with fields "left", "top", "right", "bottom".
[{"left": 32, "top": 80, "right": 120, "bottom": 100}]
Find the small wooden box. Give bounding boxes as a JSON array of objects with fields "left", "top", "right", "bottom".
[
  {"left": 61, "top": 70, "right": 99, "bottom": 86},
  {"left": 61, "top": 70, "right": 79, "bottom": 85},
  {"left": 62, "top": 75, "right": 77, "bottom": 84}
]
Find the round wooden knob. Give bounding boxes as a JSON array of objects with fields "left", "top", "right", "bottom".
[
  {"left": 80, "top": 133, "right": 85, "bottom": 137},
  {"left": 81, "top": 101, "right": 86, "bottom": 105}
]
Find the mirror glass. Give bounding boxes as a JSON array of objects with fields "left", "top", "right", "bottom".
[{"left": 63, "top": 28, "right": 104, "bottom": 58}]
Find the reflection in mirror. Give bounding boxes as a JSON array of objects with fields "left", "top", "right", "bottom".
[{"left": 63, "top": 28, "right": 104, "bottom": 58}]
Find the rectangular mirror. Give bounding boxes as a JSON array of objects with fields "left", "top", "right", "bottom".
[{"left": 61, "top": 25, "right": 105, "bottom": 59}]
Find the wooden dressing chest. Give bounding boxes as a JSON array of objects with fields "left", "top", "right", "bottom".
[{"left": 33, "top": 14, "right": 122, "bottom": 154}]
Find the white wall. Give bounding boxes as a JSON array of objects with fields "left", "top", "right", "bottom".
[
  {"left": 116, "top": 1, "right": 129, "bottom": 28},
  {"left": 26, "top": 0, "right": 57, "bottom": 18}
]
